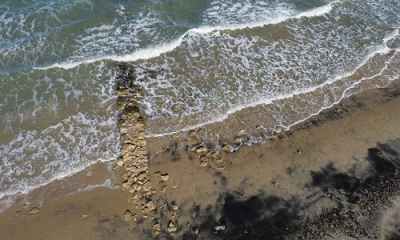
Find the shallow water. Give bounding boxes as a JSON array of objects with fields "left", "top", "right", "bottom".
[{"left": 0, "top": 0, "right": 399, "bottom": 200}]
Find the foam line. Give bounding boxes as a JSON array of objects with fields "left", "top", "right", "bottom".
[
  {"left": 0, "top": 154, "right": 118, "bottom": 201},
  {"left": 0, "top": 195, "right": 16, "bottom": 214},
  {"left": 67, "top": 179, "right": 114, "bottom": 197},
  {"left": 283, "top": 50, "right": 399, "bottom": 132},
  {"left": 146, "top": 30, "right": 399, "bottom": 138},
  {"left": 34, "top": 1, "right": 338, "bottom": 70},
  {"left": 193, "top": 0, "right": 337, "bottom": 33}
]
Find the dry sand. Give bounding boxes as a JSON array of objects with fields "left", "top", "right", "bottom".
[{"left": 1, "top": 78, "right": 400, "bottom": 240}]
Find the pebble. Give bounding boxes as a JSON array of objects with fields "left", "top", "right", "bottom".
[
  {"left": 29, "top": 207, "right": 40, "bottom": 214},
  {"left": 161, "top": 173, "right": 169, "bottom": 182},
  {"left": 167, "top": 221, "right": 178, "bottom": 235},
  {"left": 153, "top": 222, "right": 161, "bottom": 235},
  {"left": 124, "top": 209, "right": 133, "bottom": 221}
]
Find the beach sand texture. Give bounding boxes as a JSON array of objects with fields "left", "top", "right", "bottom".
[
  {"left": 1, "top": 77, "right": 400, "bottom": 239},
  {"left": 1, "top": 1, "right": 400, "bottom": 239}
]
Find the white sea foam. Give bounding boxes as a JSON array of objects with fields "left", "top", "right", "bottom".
[
  {"left": 0, "top": 0, "right": 94, "bottom": 72},
  {"left": 2, "top": 0, "right": 399, "bottom": 202},
  {"left": 284, "top": 51, "right": 400, "bottom": 132},
  {"left": 145, "top": 29, "right": 399, "bottom": 137},
  {"left": 34, "top": 1, "right": 337, "bottom": 70},
  {"left": 200, "top": 0, "right": 338, "bottom": 32},
  {"left": 68, "top": 178, "right": 114, "bottom": 197},
  {"left": 0, "top": 195, "right": 16, "bottom": 214},
  {"left": 0, "top": 112, "right": 119, "bottom": 200},
  {"left": 0, "top": 60, "right": 118, "bottom": 200}
]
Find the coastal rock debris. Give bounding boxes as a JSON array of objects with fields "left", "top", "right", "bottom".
[
  {"left": 167, "top": 220, "right": 178, "bottom": 235},
  {"left": 124, "top": 209, "right": 136, "bottom": 222},
  {"left": 116, "top": 62, "right": 153, "bottom": 209},
  {"left": 153, "top": 222, "right": 161, "bottom": 235},
  {"left": 160, "top": 173, "right": 169, "bottom": 182},
  {"left": 29, "top": 207, "right": 40, "bottom": 214}
]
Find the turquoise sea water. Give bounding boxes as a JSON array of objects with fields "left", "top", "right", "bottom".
[{"left": 0, "top": 0, "right": 399, "bottom": 200}]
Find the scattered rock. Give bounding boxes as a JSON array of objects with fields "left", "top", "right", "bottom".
[
  {"left": 183, "top": 138, "right": 191, "bottom": 145},
  {"left": 191, "top": 139, "right": 199, "bottom": 146},
  {"left": 153, "top": 222, "right": 161, "bottom": 235},
  {"left": 194, "top": 227, "right": 199, "bottom": 235},
  {"left": 167, "top": 221, "right": 178, "bottom": 235},
  {"left": 235, "top": 136, "right": 243, "bottom": 143},
  {"left": 142, "top": 181, "right": 152, "bottom": 192},
  {"left": 335, "top": 107, "right": 343, "bottom": 113},
  {"left": 170, "top": 204, "right": 179, "bottom": 218},
  {"left": 137, "top": 171, "right": 147, "bottom": 181},
  {"left": 213, "top": 165, "right": 227, "bottom": 172},
  {"left": 153, "top": 171, "right": 162, "bottom": 176},
  {"left": 297, "top": 149, "right": 302, "bottom": 155},
  {"left": 161, "top": 173, "right": 169, "bottom": 182},
  {"left": 29, "top": 207, "right": 40, "bottom": 214},
  {"left": 214, "top": 225, "right": 225, "bottom": 232},
  {"left": 271, "top": 179, "right": 282, "bottom": 189},
  {"left": 193, "top": 146, "right": 207, "bottom": 155},
  {"left": 116, "top": 159, "right": 124, "bottom": 166},
  {"left": 270, "top": 134, "right": 279, "bottom": 140},
  {"left": 222, "top": 144, "right": 231, "bottom": 152},
  {"left": 171, "top": 133, "right": 180, "bottom": 139},
  {"left": 82, "top": 214, "right": 89, "bottom": 219},
  {"left": 120, "top": 127, "right": 128, "bottom": 134},
  {"left": 188, "top": 130, "right": 197, "bottom": 138},
  {"left": 142, "top": 200, "right": 155, "bottom": 215},
  {"left": 200, "top": 160, "right": 209, "bottom": 167},
  {"left": 124, "top": 209, "right": 134, "bottom": 221},
  {"left": 161, "top": 185, "right": 167, "bottom": 193}
]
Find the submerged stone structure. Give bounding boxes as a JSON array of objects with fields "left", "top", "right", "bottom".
[{"left": 115, "top": 62, "right": 153, "bottom": 208}]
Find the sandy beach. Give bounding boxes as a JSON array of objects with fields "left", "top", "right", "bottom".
[
  {"left": 1, "top": 1, "right": 399, "bottom": 239},
  {"left": 1, "top": 76, "right": 400, "bottom": 239}
]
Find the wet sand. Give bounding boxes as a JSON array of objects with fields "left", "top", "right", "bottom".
[{"left": 1, "top": 77, "right": 400, "bottom": 239}]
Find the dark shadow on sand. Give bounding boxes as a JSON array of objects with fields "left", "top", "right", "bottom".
[{"left": 178, "top": 138, "right": 400, "bottom": 240}]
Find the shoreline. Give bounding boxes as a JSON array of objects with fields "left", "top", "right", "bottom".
[{"left": 0, "top": 77, "right": 400, "bottom": 239}]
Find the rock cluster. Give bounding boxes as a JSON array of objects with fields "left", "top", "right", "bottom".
[
  {"left": 177, "top": 129, "right": 228, "bottom": 170},
  {"left": 115, "top": 62, "right": 153, "bottom": 212},
  {"left": 114, "top": 62, "right": 285, "bottom": 236}
]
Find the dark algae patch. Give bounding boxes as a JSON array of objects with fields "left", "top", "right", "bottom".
[{"left": 176, "top": 138, "right": 400, "bottom": 240}]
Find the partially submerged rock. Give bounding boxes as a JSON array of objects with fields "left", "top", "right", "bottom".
[
  {"left": 115, "top": 62, "right": 153, "bottom": 215},
  {"left": 29, "top": 207, "right": 40, "bottom": 214}
]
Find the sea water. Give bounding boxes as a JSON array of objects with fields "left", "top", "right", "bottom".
[{"left": 0, "top": 0, "right": 399, "bottom": 203}]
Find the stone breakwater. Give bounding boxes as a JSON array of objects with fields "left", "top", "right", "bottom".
[
  {"left": 113, "top": 62, "right": 400, "bottom": 239},
  {"left": 115, "top": 62, "right": 154, "bottom": 215},
  {"left": 114, "top": 62, "right": 230, "bottom": 231}
]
